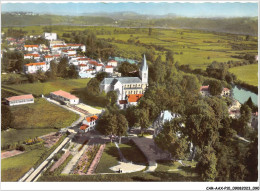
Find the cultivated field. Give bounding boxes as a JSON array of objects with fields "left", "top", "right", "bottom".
[
  {"left": 229, "top": 64, "right": 258, "bottom": 86},
  {"left": 2, "top": 78, "right": 90, "bottom": 96}
]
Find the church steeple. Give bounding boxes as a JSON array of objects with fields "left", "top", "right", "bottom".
[{"left": 139, "top": 54, "right": 148, "bottom": 84}]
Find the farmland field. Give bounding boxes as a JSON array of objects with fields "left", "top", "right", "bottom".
[
  {"left": 229, "top": 64, "right": 258, "bottom": 86},
  {"left": 10, "top": 98, "right": 78, "bottom": 129},
  {"left": 2, "top": 78, "right": 90, "bottom": 96}
]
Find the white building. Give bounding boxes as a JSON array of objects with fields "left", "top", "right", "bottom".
[
  {"left": 100, "top": 54, "right": 148, "bottom": 100},
  {"left": 50, "top": 90, "right": 79, "bottom": 105},
  {"left": 107, "top": 60, "right": 118, "bottom": 67},
  {"left": 24, "top": 45, "right": 40, "bottom": 52},
  {"left": 67, "top": 44, "right": 86, "bottom": 52},
  {"left": 80, "top": 115, "right": 99, "bottom": 132},
  {"left": 200, "top": 85, "right": 210, "bottom": 96},
  {"left": 24, "top": 53, "right": 40, "bottom": 61},
  {"left": 45, "top": 55, "right": 54, "bottom": 63},
  {"left": 104, "top": 65, "right": 114, "bottom": 73},
  {"left": 43, "top": 32, "right": 57, "bottom": 41},
  {"left": 24, "top": 62, "right": 49, "bottom": 74},
  {"left": 221, "top": 88, "right": 231, "bottom": 97},
  {"left": 6, "top": 94, "right": 34, "bottom": 106}
]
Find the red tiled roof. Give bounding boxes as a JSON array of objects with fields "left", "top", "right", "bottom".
[
  {"left": 6, "top": 94, "right": 34, "bottom": 102},
  {"left": 127, "top": 94, "right": 143, "bottom": 103},
  {"left": 222, "top": 88, "right": 230, "bottom": 91},
  {"left": 45, "top": 55, "right": 53, "bottom": 58},
  {"left": 119, "top": 100, "right": 127, "bottom": 104},
  {"left": 53, "top": 54, "right": 61, "bottom": 57},
  {"left": 68, "top": 54, "right": 76, "bottom": 56},
  {"left": 79, "top": 64, "right": 87, "bottom": 67},
  {"left": 52, "top": 45, "right": 66, "bottom": 48},
  {"left": 77, "top": 58, "right": 90, "bottom": 61},
  {"left": 86, "top": 69, "right": 94, "bottom": 71},
  {"left": 80, "top": 125, "right": 89, "bottom": 130},
  {"left": 89, "top": 61, "right": 103, "bottom": 66},
  {"left": 86, "top": 115, "right": 98, "bottom": 122},
  {"left": 24, "top": 45, "right": 39, "bottom": 48},
  {"left": 24, "top": 54, "right": 40, "bottom": 57},
  {"left": 51, "top": 90, "right": 79, "bottom": 100},
  {"left": 105, "top": 66, "right": 113, "bottom": 68},
  {"left": 25, "top": 62, "right": 45, "bottom": 66},
  {"left": 200, "top": 85, "right": 209, "bottom": 91}
]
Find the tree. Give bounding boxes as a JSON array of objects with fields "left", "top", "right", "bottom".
[
  {"left": 118, "top": 61, "right": 139, "bottom": 77},
  {"left": 125, "top": 105, "right": 138, "bottom": 128},
  {"left": 106, "top": 91, "right": 118, "bottom": 106},
  {"left": 196, "top": 146, "right": 217, "bottom": 181},
  {"left": 137, "top": 109, "right": 150, "bottom": 135},
  {"left": 116, "top": 114, "right": 128, "bottom": 144},
  {"left": 67, "top": 65, "right": 79, "bottom": 79},
  {"left": 245, "top": 136, "right": 258, "bottom": 181},
  {"left": 1, "top": 105, "right": 13, "bottom": 131},
  {"left": 96, "top": 72, "right": 109, "bottom": 82},
  {"left": 209, "top": 80, "right": 222, "bottom": 96},
  {"left": 85, "top": 78, "right": 100, "bottom": 96},
  {"left": 48, "top": 60, "right": 58, "bottom": 79},
  {"left": 166, "top": 50, "right": 174, "bottom": 64},
  {"left": 57, "top": 57, "right": 69, "bottom": 78}
]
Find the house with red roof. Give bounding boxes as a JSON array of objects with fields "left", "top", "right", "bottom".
[
  {"left": 107, "top": 60, "right": 118, "bottom": 67},
  {"left": 50, "top": 90, "right": 79, "bottom": 105},
  {"left": 81, "top": 115, "right": 99, "bottom": 132},
  {"left": 24, "top": 53, "right": 40, "bottom": 61},
  {"left": 118, "top": 94, "right": 143, "bottom": 109},
  {"left": 24, "top": 45, "right": 40, "bottom": 52},
  {"left": 200, "top": 85, "right": 210, "bottom": 96},
  {"left": 5, "top": 94, "right": 34, "bottom": 106},
  {"left": 24, "top": 62, "right": 49, "bottom": 74},
  {"left": 221, "top": 87, "right": 231, "bottom": 97},
  {"left": 104, "top": 65, "right": 114, "bottom": 74}
]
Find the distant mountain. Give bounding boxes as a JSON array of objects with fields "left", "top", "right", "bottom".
[{"left": 1, "top": 12, "right": 258, "bottom": 36}]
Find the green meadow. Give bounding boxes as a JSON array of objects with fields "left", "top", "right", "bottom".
[{"left": 229, "top": 64, "right": 258, "bottom": 86}]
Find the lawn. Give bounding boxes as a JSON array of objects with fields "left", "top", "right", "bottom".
[
  {"left": 95, "top": 143, "right": 120, "bottom": 173},
  {"left": 10, "top": 98, "right": 78, "bottom": 129},
  {"left": 119, "top": 141, "right": 147, "bottom": 165},
  {"left": 2, "top": 78, "right": 90, "bottom": 96},
  {"left": 1, "top": 144, "right": 48, "bottom": 181},
  {"left": 229, "top": 64, "right": 258, "bottom": 86},
  {"left": 1, "top": 128, "right": 56, "bottom": 146}
]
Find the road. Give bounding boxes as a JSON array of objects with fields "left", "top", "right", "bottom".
[{"left": 25, "top": 137, "right": 70, "bottom": 182}]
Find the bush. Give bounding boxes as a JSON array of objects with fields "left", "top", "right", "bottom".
[{"left": 16, "top": 144, "right": 25, "bottom": 151}]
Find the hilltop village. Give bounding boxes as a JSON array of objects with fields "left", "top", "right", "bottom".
[{"left": 1, "top": 29, "right": 258, "bottom": 183}]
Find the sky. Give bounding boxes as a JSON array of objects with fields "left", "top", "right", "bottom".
[{"left": 1, "top": 2, "right": 258, "bottom": 17}]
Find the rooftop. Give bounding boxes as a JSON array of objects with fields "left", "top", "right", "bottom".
[
  {"left": 127, "top": 94, "right": 143, "bottom": 103},
  {"left": 200, "top": 85, "right": 209, "bottom": 91},
  {"left": 6, "top": 94, "right": 34, "bottom": 102},
  {"left": 25, "top": 62, "right": 45, "bottom": 66},
  {"left": 50, "top": 90, "right": 79, "bottom": 100},
  {"left": 86, "top": 115, "right": 98, "bottom": 122},
  {"left": 101, "top": 77, "right": 142, "bottom": 85}
]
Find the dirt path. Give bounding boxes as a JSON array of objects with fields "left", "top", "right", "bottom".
[{"left": 1, "top": 150, "right": 24, "bottom": 159}]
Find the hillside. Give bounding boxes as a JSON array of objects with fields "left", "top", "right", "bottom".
[{"left": 1, "top": 13, "right": 258, "bottom": 36}]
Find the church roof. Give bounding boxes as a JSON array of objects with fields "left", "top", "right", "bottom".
[{"left": 101, "top": 77, "right": 142, "bottom": 85}]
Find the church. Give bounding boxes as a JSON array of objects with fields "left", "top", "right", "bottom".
[{"left": 100, "top": 54, "right": 148, "bottom": 101}]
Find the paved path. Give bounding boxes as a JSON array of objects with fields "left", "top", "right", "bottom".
[
  {"left": 110, "top": 162, "right": 146, "bottom": 173},
  {"left": 236, "top": 135, "right": 250, "bottom": 143},
  {"left": 25, "top": 137, "right": 70, "bottom": 182}
]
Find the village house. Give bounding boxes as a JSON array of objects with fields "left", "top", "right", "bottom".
[
  {"left": 49, "top": 40, "right": 66, "bottom": 48},
  {"left": 118, "top": 94, "right": 143, "bottom": 109},
  {"left": 80, "top": 115, "right": 99, "bottom": 132},
  {"left": 228, "top": 99, "right": 241, "bottom": 118},
  {"left": 61, "top": 49, "right": 77, "bottom": 57},
  {"left": 66, "top": 44, "right": 86, "bottom": 52},
  {"left": 104, "top": 65, "right": 114, "bottom": 74},
  {"left": 24, "top": 62, "right": 49, "bottom": 74},
  {"left": 100, "top": 54, "right": 148, "bottom": 100},
  {"left": 107, "top": 60, "right": 118, "bottom": 67},
  {"left": 79, "top": 69, "right": 96, "bottom": 78},
  {"left": 89, "top": 60, "right": 103, "bottom": 72},
  {"left": 200, "top": 85, "right": 210, "bottom": 96},
  {"left": 24, "top": 45, "right": 40, "bottom": 52},
  {"left": 43, "top": 32, "right": 57, "bottom": 41},
  {"left": 6, "top": 94, "right": 34, "bottom": 106},
  {"left": 44, "top": 55, "right": 54, "bottom": 63},
  {"left": 24, "top": 53, "right": 41, "bottom": 61},
  {"left": 221, "top": 87, "right": 231, "bottom": 97},
  {"left": 50, "top": 90, "right": 79, "bottom": 105}
]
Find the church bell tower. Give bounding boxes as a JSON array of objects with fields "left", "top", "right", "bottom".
[{"left": 140, "top": 54, "right": 148, "bottom": 84}]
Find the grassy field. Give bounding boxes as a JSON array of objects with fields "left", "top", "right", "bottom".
[
  {"left": 229, "top": 64, "right": 258, "bottom": 86},
  {"left": 1, "top": 144, "right": 48, "bottom": 181},
  {"left": 1, "top": 128, "right": 55, "bottom": 146},
  {"left": 10, "top": 98, "right": 78, "bottom": 129},
  {"left": 95, "top": 143, "right": 120, "bottom": 173},
  {"left": 2, "top": 78, "right": 90, "bottom": 96}
]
